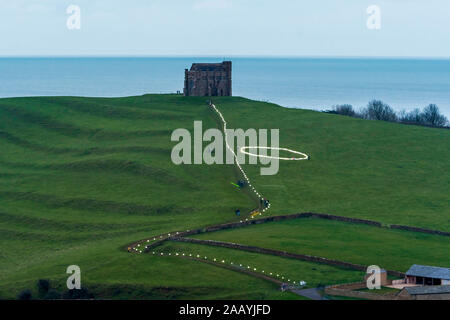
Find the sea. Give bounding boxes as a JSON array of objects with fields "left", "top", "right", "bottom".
[{"left": 1, "top": 57, "right": 449, "bottom": 117}]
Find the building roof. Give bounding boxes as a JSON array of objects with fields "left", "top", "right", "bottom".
[
  {"left": 405, "top": 264, "right": 450, "bottom": 280},
  {"left": 405, "top": 285, "right": 450, "bottom": 295},
  {"left": 190, "top": 62, "right": 230, "bottom": 72}
]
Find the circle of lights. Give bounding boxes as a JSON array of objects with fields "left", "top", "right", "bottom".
[{"left": 240, "top": 146, "right": 309, "bottom": 161}]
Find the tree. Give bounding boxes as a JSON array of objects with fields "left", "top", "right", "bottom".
[
  {"left": 62, "top": 288, "right": 94, "bottom": 300},
  {"left": 17, "top": 289, "right": 32, "bottom": 300},
  {"left": 37, "top": 279, "right": 50, "bottom": 298},
  {"left": 44, "top": 290, "right": 61, "bottom": 300},
  {"left": 332, "top": 104, "right": 356, "bottom": 117},
  {"left": 364, "top": 100, "right": 397, "bottom": 122},
  {"left": 422, "top": 104, "right": 448, "bottom": 127},
  {"left": 399, "top": 108, "right": 423, "bottom": 125}
]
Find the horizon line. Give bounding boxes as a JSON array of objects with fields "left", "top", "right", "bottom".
[{"left": 1, "top": 54, "right": 450, "bottom": 60}]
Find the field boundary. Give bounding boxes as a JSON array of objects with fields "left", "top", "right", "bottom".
[
  {"left": 197, "top": 211, "right": 450, "bottom": 237},
  {"left": 389, "top": 224, "right": 450, "bottom": 236},
  {"left": 129, "top": 208, "right": 450, "bottom": 279},
  {"left": 324, "top": 282, "right": 405, "bottom": 300},
  {"left": 173, "top": 237, "right": 405, "bottom": 278},
  {"left": 127, "top": 212, "right": 450, "bottom": 253}
]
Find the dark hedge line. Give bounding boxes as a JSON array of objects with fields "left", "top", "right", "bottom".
[{"left": 325, "top": 100, "right": 449, "bottom": 128}]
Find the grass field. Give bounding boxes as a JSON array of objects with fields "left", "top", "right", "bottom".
[
  {"left": 211, "top": 97, "right": 449, "bottom": 230},
  {"left": 191, "top": 217, "right": 450, "bottom": 272},
  {"left": 154, "top": 241, "right": 364, "bottom": 287},
  {"left": 0, "top": 94, "right": 448, "bottom": 299}
]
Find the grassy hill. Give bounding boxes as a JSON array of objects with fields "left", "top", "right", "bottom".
[{"left": 0, "top": 94, "right": 448, "bottom": 299}]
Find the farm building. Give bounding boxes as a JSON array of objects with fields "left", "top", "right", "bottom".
[
  {"left": 397, "top": 285, "right": 450, "bottom": 300},
  {"left": 405, "top": 265, "right": 450, "bottom": 286}
]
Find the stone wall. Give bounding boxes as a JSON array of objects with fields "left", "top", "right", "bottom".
[
  {"left": 127, "top": 211, "right": 448, "bottom": 255},
  {"left": 324, "top": 282, "right": 402, "bottom": 300},
  {"left": 129, "top": 212, "right": 448, "bottom": 251},
  {"left": 325, "top": 283, "right": 450, "bottom": 300},
  {"left": 390, "top": 224, "right": 450, "bottom": 237},
  {"left": 191, "top": 212, "right": 449, "bottom": 238},
  {"left": 174, "top": 237, "right": 405, "bottom": 278},
  {"left": 198, "top": 212, "right": 384, "bottom": 234},
  {"left": 415, "top": 293, "right": 450, "bottom": 300}
]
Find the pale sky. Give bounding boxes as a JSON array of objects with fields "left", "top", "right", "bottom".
[{"left": 1, "top": 0, "right": 449, "bottom": 57}]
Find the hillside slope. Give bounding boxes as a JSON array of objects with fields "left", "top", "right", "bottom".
[
  {"left": 212, "top": 96, "right": 449, "bottom": 230},
  {"left": 0, "top": 94, "right": 448, "bottom": 299}
]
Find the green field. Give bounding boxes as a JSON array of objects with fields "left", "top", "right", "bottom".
[
  {"left": 191, "top": 218, "right": 450, "bottom": 272},
  {"left": 154, "top": 241, "right": 364, "bottom": 287},
  {"left": 0, "top": 94, "right": 448, "bottom": 299}
]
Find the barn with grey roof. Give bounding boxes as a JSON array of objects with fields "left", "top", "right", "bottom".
[{"left": 405, "top": 264, "right": 450, "bottom": 286}]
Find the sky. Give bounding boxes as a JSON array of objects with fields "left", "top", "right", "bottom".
[{"left": 1, "top": 0, "right": 449, "bottom": 57}]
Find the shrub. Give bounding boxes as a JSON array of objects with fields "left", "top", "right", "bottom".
[
  {"left": 44, "top": 290, "right": 61, "bottom": 300},
  {"left": 17, "top": 289, "right": 32, "bottom": 300},
  {"left": 398, "top": 105, "right": 448, "bottom": 127},
  {"left": 332, "top": 104, "right": 356, "bottom": 117},
  {"left": 37, "top": 279, "right": 50, "bottom": 298},
  {"left": 363, "top": 100, "right": 397, "bottom": 122},
  {"left": 324, "top": 100, "right": 448, "bottom": 128},
  {"left": 421, "top": 104, "right": 448, "bottom": 127},
  {"left": 62, "top": 288, "right": 94, "bottom": 300},
  {"left": 399, "top": 108, "right": 423, "bottom": 125}
]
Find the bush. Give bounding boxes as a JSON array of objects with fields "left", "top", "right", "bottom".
[
  {"left": 363, "top": 100, "right": 397, "bottom": 122},
  {"left": 37, "top": 279, "right": 50, "bottom": 298},
  {"left": 422, "top": 104, "right": 448, "bottom": 127},
  {"left": 399, "top": 105, "right": 448, "bottom": 127},
  {"left": 62, "top": 288, "right": 94, "bottom": 300},
  {"left": 332, "top": 104, "right": 356, "bottom": 117},
  {"left": 324, "top": 100, "right": 448, "bottom": 128},
  {"left": 17, "top": 289, "right": 32, "bottom": 300},
  {"left": 44, "top": 290, "right": 61, "bottom": 300},
  {"left": 399, "top": 108, "right": 423, "bottom": 125}
]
